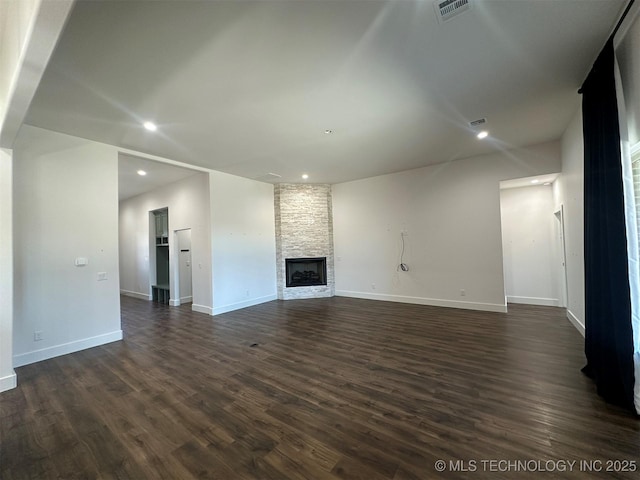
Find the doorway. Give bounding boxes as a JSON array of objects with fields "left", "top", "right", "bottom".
[
  {"left": 175, "top": 229, "right": 193, "bottom": 305},
  {"left": 554, "top": 206, "right": 569, "bottom": 308},
  {"left": 499, "top": 176, "right": 560, "bottom": 306},
  {"left": 151, "top": 208, "right": 170, "bottom": 304}
]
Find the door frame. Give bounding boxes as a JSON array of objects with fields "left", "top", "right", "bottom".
[
  {"left": 172, "top": 228, "right": 193, "bottom": 306},
  {"left": 554, "top": 205, "right": 569, "bottom": 308}
]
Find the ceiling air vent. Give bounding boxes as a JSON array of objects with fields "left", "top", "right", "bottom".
[
  {"left": 255, "top": 172, "right": 282, "bottom": 183},
  {"left": 469, "top": 118, "right": 486, "bottom": 127},
  {"left": 434, "top": 0, "right": 472, "bottom": 24}
]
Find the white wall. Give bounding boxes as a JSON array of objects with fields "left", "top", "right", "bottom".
[
  {"left": 13, "top": 126, "right": 122, "bottom": 367},
  {"left": 500, "top": 185, "right": 559, "bottom": 306},
  {"left": 0, "top": 148, "right": 16, "bottom": 391},
  {"left": 555, "top": 107, "right": 585, "bottom": 334},
  {"left": 0, "top": 1, "right": 78, "bottom": 389},
  {"left": 332, "top": 141, "right": 561, "bottom": 312},
  {"left": 210, "top": 170, "right": 277, "bottom": 315},
  {"left": 119, "top": 172, "right": 213, "bottom": 314}
]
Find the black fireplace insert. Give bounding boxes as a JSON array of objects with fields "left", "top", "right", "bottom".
[{"left": 285, "top": 257, "right": 327, "bottom": 287}]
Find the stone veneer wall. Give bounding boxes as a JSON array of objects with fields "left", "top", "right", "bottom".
[{"left": 274, "top": 184, "right": 335, "bottom": 300}]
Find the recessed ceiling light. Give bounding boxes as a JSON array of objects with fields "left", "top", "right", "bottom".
[
  {"left": 531, "top": 179, "right": 540, "bottom": 184},
  {"left": 302, "top": 174, "right": 309, "bottom": 180},
  {"left": 477, "top": 130, "right": 489, "bottom": 139},
  {"left": 143, "top": 121, "right": 157, "bottom": 131},
  {"left": 137, "top": 170, "right": 147, "bottom": 176}
]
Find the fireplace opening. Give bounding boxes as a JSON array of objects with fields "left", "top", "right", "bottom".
[{"left": 285, "top": 257, "right": 327, "bottom": 288}]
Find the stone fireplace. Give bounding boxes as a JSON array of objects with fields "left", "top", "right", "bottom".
[{"left": 274, "top": 184, "right": 335, "bottom": 300}]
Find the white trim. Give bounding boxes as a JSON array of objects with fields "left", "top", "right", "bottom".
[
  {"left": 335, "top": 290, "right": 507, "bottom": 313},
  {"left": 0, "top": 149, "right": 14, "bottom": 394},
  {"left": 0, "top": 372, "right": 17, "bottom": 392},
  {"left": 192, "top": 304, "right": 213, "bottom": 315},
  {"left": 120, "top": 289, "right": 151, "bottom": 301},
  {"left": 567, "top": 309, "right": 585, "bottom": 337},
  {"left": 507, "top": 296, "right": 560, "bottom": 307},
  {"left": 212, "top": 294, "right": 278, "bottom": 316},
  {"left": 167, "top": 295, "right": 193, "bottom": 307},
  {"left": 12, "top": 330, "right": 123, "bottom": 368}
]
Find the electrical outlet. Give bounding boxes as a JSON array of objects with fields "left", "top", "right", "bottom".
[
  {"left": 371, "top": 283, "right": 376, "bottom": 290},
  {"left": 97, "top": 272, "right": 107, "bottom": 281},
  {"left": 246, "top": 290, "right": 250, "bottom": 297},
  {"left": 460, "top": 289, "right": 466, "bottom": 296},
  {"left": 34, "top": 331, "right": 43, "bottom": 342}
]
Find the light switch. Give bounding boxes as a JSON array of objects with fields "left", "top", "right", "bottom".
[
  {"left": 97, "top": 272, "right": 107, "bottom": 281},
  {"left": 75, "top": 257, "right": 88, "bottom": 266}
]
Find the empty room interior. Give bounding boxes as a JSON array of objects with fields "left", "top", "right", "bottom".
[{"left": 2, "top": 0, "right": 640, "bottom": 479}]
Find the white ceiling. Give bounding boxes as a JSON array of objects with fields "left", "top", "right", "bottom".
[
  {"left": 118, "top": 154, "right": 200, "bottom": 201},
  {"left": 500, "top": 173, "right": 559, "bottom": 190},
  {"left": 25, "top": 0, "right": 626, "bottom": 190}
]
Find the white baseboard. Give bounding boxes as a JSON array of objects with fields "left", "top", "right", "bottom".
[
  {"left": 335, "top": 290, "right": 507, "bottom": 313},
  {"left": 213, "top": 294, "right": 278, "bottom": 316},
  {"left": 507, "top": 295, "right": 560, "bottom": 307},
  {"left": 169, "top": 296, "right": 193, "bottom": 307},
  {"left": 567, "top": 309, "right": 585, "bottom": 336},
  {"left": 192, "top": 304, "right": 213, "bottom": 315},
  {"left": 120, "top": 289, "right": 151, "bottom": 301},
  {"left": 13, "top": 330, "right": 123, "bottom": 368},
  {"left": 0, "top": 371, "right": 17, "bottom": 392}
]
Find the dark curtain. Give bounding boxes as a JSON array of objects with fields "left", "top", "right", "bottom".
[{"left": 581, "top": 38, "right": 635, "bottom": 410}]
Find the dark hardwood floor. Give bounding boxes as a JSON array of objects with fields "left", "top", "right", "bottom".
[{"left": 1, "top": 296, "right": 639, "bottom": 479}]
